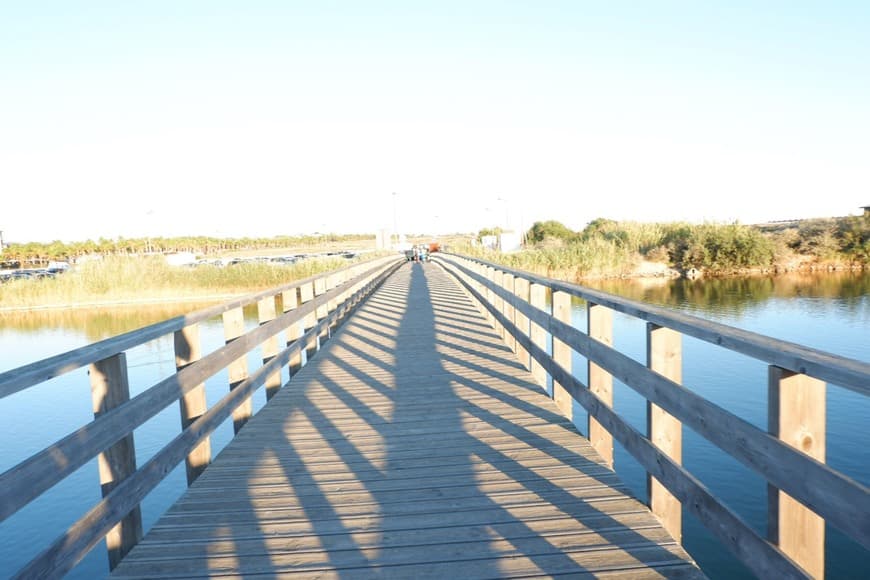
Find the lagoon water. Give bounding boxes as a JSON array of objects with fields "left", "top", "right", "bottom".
[{"left": 1, "top": 272, "right": 868, "bottom": 578}]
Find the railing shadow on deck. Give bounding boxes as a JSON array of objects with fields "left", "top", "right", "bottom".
[
  {"left": 109, "top": 262, "right": 701, "bottom": 577},
  {"left": 434, "top": 253, "right": 870, "bottom": 580},
  {"left": 0, "top": 255, "right": 403, "bottom": 578},
  {"left": 229, "top": 262, "right": 696, "bottom": 575}
]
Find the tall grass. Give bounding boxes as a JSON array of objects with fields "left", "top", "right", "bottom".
[
  {"left": 463, "top": 220, "right": 812, "bottom": 281},
  {"left": 460, "top": 237, "right": 637, "bottom": 281},
  {"left": 0, "top": 254, "right": 380, "bottom": 310}
]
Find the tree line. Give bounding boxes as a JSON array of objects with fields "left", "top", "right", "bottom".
[{"left": 0, "top": 233, "right": 374, "bottom": 267}]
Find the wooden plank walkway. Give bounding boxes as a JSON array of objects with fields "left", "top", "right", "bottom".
[{"left": 111, "top": 262, "right": 704, "bottom": 579}]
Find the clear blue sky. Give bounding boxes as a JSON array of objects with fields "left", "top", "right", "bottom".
[{"left": 2, "top": 1, "right": 868, "bottom": 243}]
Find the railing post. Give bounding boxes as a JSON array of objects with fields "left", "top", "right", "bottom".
[
  {"left": 314, "top": 276, "right": 329, "bottom": 349},
  {"left": 646, "top": 324, "right": 683, "bottom": 542},
  {"left": 223, "top": 306, "right": 251, "bottom": 434},
  {"left": 325, "top": 271, "right": 344, "bottom": 339},
  {"left": 300, "top": 281, "right": 317, "bottom": 362},
  {"left": 514, "top": 277, "right": 531, "bottom": 371},
  {"left": 529, "top": 283, "right": 548, "bottom": 389},
  {"left": 283, "top": 287, "right": 303, "bottom": 377},
  {"left": 495, "top": 270, "right": 507, "bottom": 339},
  {"left": 89, "top": 353, "right": 142, "bottom": 570},
  {"left": 258, "top": 295, "right": 282, "bottom": 400},
  {"left": 475, "top": 261, "right": 486, "bottom": 301},
  {"left": 588, "top": 302, "right": 614, "bottom": 468},
  {"left": 502, "top": 273, "right": 516, "bottom": 353},
  {"left": 174, "top": 324, "right": 211, "bottom": 485},
  {"left": 768, "top": 366, "right": 826, "bottom": 579},
  {"left": 552, "top": 290, "right": 573, "bottom": 419},
  {"left": 485, "top": 266, "right": 496, "bottom": 326}
]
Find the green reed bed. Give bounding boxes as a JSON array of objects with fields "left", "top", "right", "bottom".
[{"left": 0, "top": 255, "right": 374, "bottom": 310}]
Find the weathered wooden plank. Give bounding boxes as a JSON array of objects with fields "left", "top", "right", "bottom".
[
  {"left": 119, "top": 512, "right": 666, "bottom": 559},
  {"left": 223, "top": 306, "right": 251, "bottom": 433},
  {"left": 258, "top": 295, "right": 282, "bottom": 400},
  {"left": 647, "top": 324, "right": 683, "bottom": 542},
  {"left": 144, "top": 497, "right": 652, "bottom": 540},
  {"left": 196, "top": 445, "right": 605, "bottom": 477},
  {"left": 90, "top": 353, "right": 142, "bottom": 570},
  {"left": 768, "top": 366, "right": 826, "bottom": 579},
  {"left": 502, "top": 272, "right": 517, "bottom": 353},
  {"left": 111, "top": 527, "right": 687, "bottom": 576},
  {"left": 168, "top": 467, "right": 625, "bottom": 505},
  {"left": 588, "top": 302, "right": 614, "bottom": 468},
  {"left": 513, "top": 276, "right": 531, "bottom": 370},
  {"left": 113, "top": 541, "right": 697, "bottom": 579},
  {"left": 179, "top": 470, "right": 624, "bottom": 503},
  {"left": 282, "top": 287, "right": 303, "bottom": 376},
  {"left": 157, "top": 485, "right": 633, "bottom": 526},
  {"left": 552, "top": 290, "right": 573, "bottom": 420},
  {"left": 174, "top": 324, "right": 211, "bottom": 485}
]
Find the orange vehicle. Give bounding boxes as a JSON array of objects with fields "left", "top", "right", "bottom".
[{"left": 428, "top": 242, "right": 440, "bottom": 253}]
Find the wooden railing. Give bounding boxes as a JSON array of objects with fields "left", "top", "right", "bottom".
[
  {"left": 436, "top": 253, "right": 870, "bottom": 580},
  {"left": 0, "top": 255, "right": 403, "bottom": 579}
]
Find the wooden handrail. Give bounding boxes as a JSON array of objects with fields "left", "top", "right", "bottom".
[
  {"left": 2, "top": 255, "right": 403, "bottom": 578},
  {"left": 446, "top": 254, "right": 870, "bottom": 397},
  {"left": 0, "top": 257, "right": 394, "bottom": 400},
  {"left": 435, "top": 253, "right": 870, "bottom": 580}
]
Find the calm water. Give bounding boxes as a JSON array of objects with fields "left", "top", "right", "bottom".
[{"left": 1, "top": 272, "right": 868, "bottom": 578}]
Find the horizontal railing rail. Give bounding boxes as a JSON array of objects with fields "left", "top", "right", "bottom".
[
  {"left": 436, "top": 253, "right": 870, "bottom": 580},
  {"left": 0, "top": 258, "right": 393, "bottom": 400},
  {"left": 1, "top": 254, "right": 403, "bottom": 579}
]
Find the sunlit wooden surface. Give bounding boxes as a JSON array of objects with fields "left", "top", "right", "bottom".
[{"left": 111, "top": 262, "right": 702, "bottom": 579}]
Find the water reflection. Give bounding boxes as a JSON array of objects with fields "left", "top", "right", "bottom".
[
  {"left": 586, "top": 271, "right": 870, "bottom": 318},
  {"left": 0, "top": 302, "right": 224, "bottom": 341}
]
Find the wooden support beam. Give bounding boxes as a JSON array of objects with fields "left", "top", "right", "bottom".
[
  {"left": 300, "top": 281, "right": 317, "bottom": 362},
  {"left": 529, "top": 283, "right": 548, "bottom": 389},
  {"left": 485, "top": 267, "right": 496, "bottom": 327},
  {"left": 502, "top": 273, "right": 516, "bottom": 353},
  {"left": 282, "top": 287, "right": 303, "bottom": 376},
  {"left": 514, "top": 277, "right": 531, "bottom": 371},
  {"left": 552, "top": 290, "right": 573, "bottom": 420},
  {"left": 314, "top": 277, "right": 329, "bottom": 349},
  {"left": 768, "top": 366, "right": 826, "bottom": 579},
  {"left": 588, "top": 302, "right": 614, "bottom": 468},
  {"left": 174, "top": 324, "right": 211, "bottom": 485},
  {"left": 90, "top": 353, "right": 142, "bottom": 570},
  {"left": 325, "top": 272, "right": 342, "bottom": 339},
  {"left": 258, "top": 296, "right": 282, "bottom": 400},
  {"left": 223, "top": 307, "right": 250, "bottom": 434},
  {"left": 646, "top": 324, "right": 683, "bottom": 542}
]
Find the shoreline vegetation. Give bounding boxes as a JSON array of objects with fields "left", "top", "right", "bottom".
[
  {"left": 0, "top": 252, "right": 388, "bottom": 312},
  {"left": 461, "top": 215, "right": 870, "bottom": 283},
  {"left": 1, "top": 214, "right": 868, "bottom": 310}
]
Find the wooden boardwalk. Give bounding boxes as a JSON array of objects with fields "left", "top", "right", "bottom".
[{"left": 111, "top": 262, "right": 703, "bottom": 579}]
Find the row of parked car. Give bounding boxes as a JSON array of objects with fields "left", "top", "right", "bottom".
[
  {"left": 186, "top": 251, "right": 361, "bottom": 268},
  {"left": 0, "top": 267, "right": 68, "bottom": 282}
]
